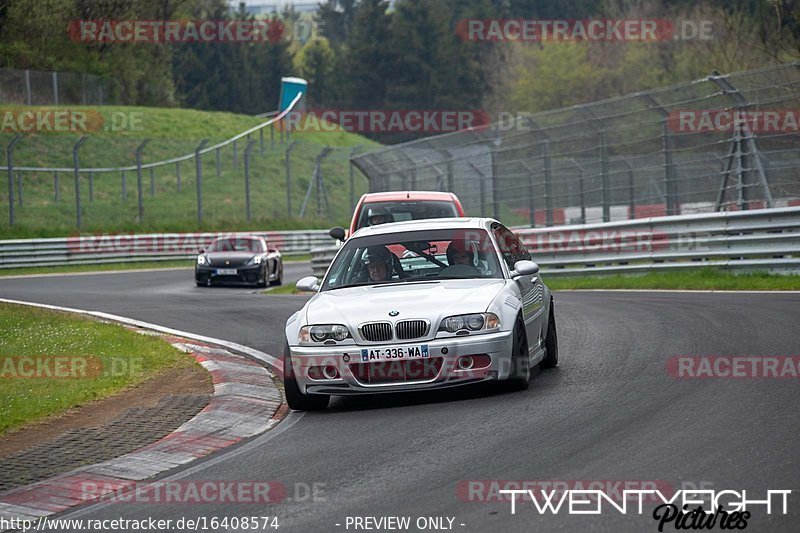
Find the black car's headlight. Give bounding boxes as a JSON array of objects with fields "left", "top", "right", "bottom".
[
  {"left": 438, "top": 313, "right": 500, "bottom": 334},
  {"left": 299, "top": 324, "right": 352, "bottom": 343},
  {"left": 248, "top": 255, "right": 263, "bottom": 265},
  {"left": 197, "top": 255, "right": 209, "bottom": 265}
]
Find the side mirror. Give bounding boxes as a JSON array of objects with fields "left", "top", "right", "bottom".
[
  {"left": 329, "top": 227, "right": 346, "bottom": 241},
  {"left": 199, "top": 249, "right": 205, "bottom": 254},
  {"left": 268, "top": 248, "right": 278, "bottom": 253},
  {"left": 296, "top": 276, "right": 321, "bottom": 293},
  {"left": 511, "top": 260, "right": 539, "bottom": 278}
]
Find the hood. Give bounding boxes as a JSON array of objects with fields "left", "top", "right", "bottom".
[
  {"left": 205, "top": 251, "right": 256, "bottom": 267},
  {"left": 305, "top": 278, "right": 505, "bottom": 332}
]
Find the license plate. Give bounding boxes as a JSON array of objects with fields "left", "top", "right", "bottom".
[
  {"left": 361, "top": 345, "right": 429, "bottom": 362},
  {"left": 215, "top": 268, "right": 238, "bottom": 275}
]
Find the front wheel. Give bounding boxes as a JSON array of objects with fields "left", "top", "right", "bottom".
[
  {"left": 283, "top": 341, "right": 329, "bottom": 411},
  {"left": 270, "top": 262, "right": 283, "bottom": 286},
  {"left": 505, "top": 317, "right": 530, "bottom": 391},
  {"left": 541, "top": 301, "right": 559, "bottom": 368}
]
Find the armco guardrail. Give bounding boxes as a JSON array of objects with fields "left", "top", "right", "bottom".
[
  {"left": 309, "top": 207, "right": 800, "bottom": 278},
  {"left": 0, "top": 230, "right": 329, "bottom": 269}
]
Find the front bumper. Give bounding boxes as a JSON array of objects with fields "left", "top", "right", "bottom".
[
  {"left": 195, "top": 264, "right": 263, "bottom": 285},
  {"left": 288, "top": 330, "right": 514, "bottom": 395}
]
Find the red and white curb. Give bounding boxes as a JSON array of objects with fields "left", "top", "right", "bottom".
[{"left": 0, "top": 298, "right": 287, "bottom": 526}]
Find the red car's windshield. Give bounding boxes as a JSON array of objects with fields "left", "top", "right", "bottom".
[{"left": 356, "top": 201, "right": 459, "bottom": 231}]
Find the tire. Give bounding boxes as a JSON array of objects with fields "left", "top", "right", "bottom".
[
  {"left": 506, "top": 316, "right": 531, "bottom": 391},
  {"left": 541, "top": 301, "right": 559, "bottom": 369},
  {"left": 256, "top": 266, "right": 268, "bottom": 288},
  {"left": 270, "top": 262, "right": 283, "bottom": 286},
  {"left": 283, "top": 340, "right": 329, "bottom": 411}
]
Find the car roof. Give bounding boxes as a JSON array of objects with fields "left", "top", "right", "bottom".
[
  {"left": 351, "top": 217, "right": 496, "bottom": 238},
  {"left": 360, "top": 191, "right": 456, "bottom": 202}
]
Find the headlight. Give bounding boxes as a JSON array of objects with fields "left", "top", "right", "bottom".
[
  {"left": 197, "top": 255, "right": 208, "bottom": 265},
  {"left": 299, "top": 324, "right": 352, "bottom": 343},
  {"left": 439, "top": 313, "right": 500, "bottom": 334},
  {"left": 252, "top": 255, "right": 263, "bottom": 265}
]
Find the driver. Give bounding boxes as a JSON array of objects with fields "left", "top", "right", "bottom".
[
  {"left": 367, "top": 206, "right": 394, "bottom": 226},
  {"left": 363, "top": 246, "right": 394, "bottom": 282},
  {"left": 446, "top": 240, "right": 476, "bottom": 267}
]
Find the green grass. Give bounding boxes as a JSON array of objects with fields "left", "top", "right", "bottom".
[
  {"left": 0, "top": 302, "right": 200, "bottom": 434},
  {"left": 546, "top": 268, "right": 800, "bottom": 291},
  {"left": 0, "top": 253, "right": 311, "bottom": 278},
  {"left": 0, "top": 104, "right": 379, "bottom": 239}
]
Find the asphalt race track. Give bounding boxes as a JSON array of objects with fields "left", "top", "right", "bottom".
[{"left": 1, "top": 268, "right": 799, "bottom": 532}]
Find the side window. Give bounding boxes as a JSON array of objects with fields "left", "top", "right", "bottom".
[
  {"left": 493, "top": 225, "right": 515, "bottom": 270},
  {"left": 493, "top": 225, "right": 531, "bottom": 270}
]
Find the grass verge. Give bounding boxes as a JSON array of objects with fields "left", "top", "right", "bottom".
[
  {"left": 0, "top": 302, "right": 199, "bottom": 434},
  {"left": 546, "top": 268, "right": 800, "bottom": 291}
]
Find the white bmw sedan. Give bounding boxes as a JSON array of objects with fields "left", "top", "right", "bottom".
[{"left": 283, "top": 217, "right": 558, "bottom": 410}]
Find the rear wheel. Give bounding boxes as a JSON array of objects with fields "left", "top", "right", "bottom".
[
  {"left": 283, "top": 340, "right": 329, "bottom": 411},
  {"left": 506, "top": 317, "right": 530, "bottom": 391},
  {"left": 541, "top": 301, "right": 559, "bottom": 368}
]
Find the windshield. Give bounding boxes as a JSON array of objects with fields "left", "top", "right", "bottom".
[
  {"left": 207, "top": 238, "right": 264, "bottom": 253},
  {"left": 321, "top": 228, "right": 502, "bottom": 291},
  {"left": 355, "top": 201, "right": 459, "bottom": 230}
]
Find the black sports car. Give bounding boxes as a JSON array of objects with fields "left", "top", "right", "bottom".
[{"left": 195, "top": 236, "right": 283, "bottom": 288}]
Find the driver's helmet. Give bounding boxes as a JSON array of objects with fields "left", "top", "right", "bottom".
[
  {"left": 367, "top": 206, "right": 394, "bottom": 226},
  {"left": 446, "top": 240, "right": 478, "bottom": 267},
  {"left": 363, "top": 246, "right": 394, "bottom": 273}
]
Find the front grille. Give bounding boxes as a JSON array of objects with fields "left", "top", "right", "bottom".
[
  {"left": 395, "top": 320, "right": 428, "bottom": 340},
  {"left": 360, "top": 322, "right": 393, "bottom": 342},
  {"left": 209, "top": 258, "right": 248, "bottom": 267},
  {"left": 350, "top": 358, "right": 443, "bottom": 384}
]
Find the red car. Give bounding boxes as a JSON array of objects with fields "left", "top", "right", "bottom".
[{"left": 329, "top": 191, "right": 465, "bottom": 241}]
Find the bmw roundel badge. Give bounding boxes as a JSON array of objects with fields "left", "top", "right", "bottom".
[{"left": 388, "top": 310, "right": 399, "bottom": 317}]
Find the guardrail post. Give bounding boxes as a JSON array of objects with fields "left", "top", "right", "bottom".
[
  {"left": 6, "top": 135, "right": 22, "bottom": 226},
  {"left": 624, "top": 159, "right": 635, "bottom": 219},
  {"left": 121, "top": 170, "right": 127, "bottom": 202},
  {"left": 88, "top": 172, "right": 93, "bottom": 202},
  {"left": 215, "top": 147, "right": 221, "bottom": 178},
  {"left": 233, "top": 139, "right": 238, "bottom": 167},
  {"left": 270, "top": 123, "right": 275, "bottom": 149},
  {"left": 135, "top": 139, "right": 150, "bottom": 223},
  {"left": 53, "top": 171, "right": 59, "bottom": 203},
  {"left": 600, "top": 129, "right": 610, "bottom": 222},
  {"left": 24, "top": 69, "right": 31, "bottom": 105},
  {"left": 244, "top": 140, "right": 255, "bottom": 222},
  {"left": 149, "top": 167, "right": 155, "bottom": 197},
  {"left": 349, "top": 146, "right": 362, "bottom": 213},
  {"left": 521, "top": 162, "right": 536, "bottom": 228},
  {"left": 195, "top": 139, "right": 209, "bottom": 224},
  {"left": 72, "top": 136, "right": 88, "bottom": 230},
  {"left": 663, "top": 121, "right": 677, "bottom": 215},
  {"left": 259, "top": 128, "right": 264, "bottom": 155},
  {"left": 176, "top": 161, "right": 181, "bottom": 192},
  {"left": 543, "top": 140, "right": 553, "bottom": 226},
  {"left": 52, "top": 71, "right": 58, "bottom": 105},
  {"left": 490, "top": 149, "right": 499, "bottom": 219},
  {"left": 16, "top": 172, "right": 23, "bottom": 207},
  {"left": 579, "top": 173, "right": 586, "bottom": 224},
  {"left": 285, "top": 140, "right": 299, "bottom": 217}
]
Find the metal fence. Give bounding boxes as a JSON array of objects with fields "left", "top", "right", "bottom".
[
  {"left": 0, "top": 229, "right": 330, "bottom": 269},
  {"left": 0, "top": 92, "right": 370, "bottom": 232},
  {"left": 352, "top": 62, "right": 800, "bottom": 227},
  {"left": 309, "top": 206, "right": 800, "bottom": 277},
  {"left": 0, "top": 68, "right": 111, "bottom": 106}
]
